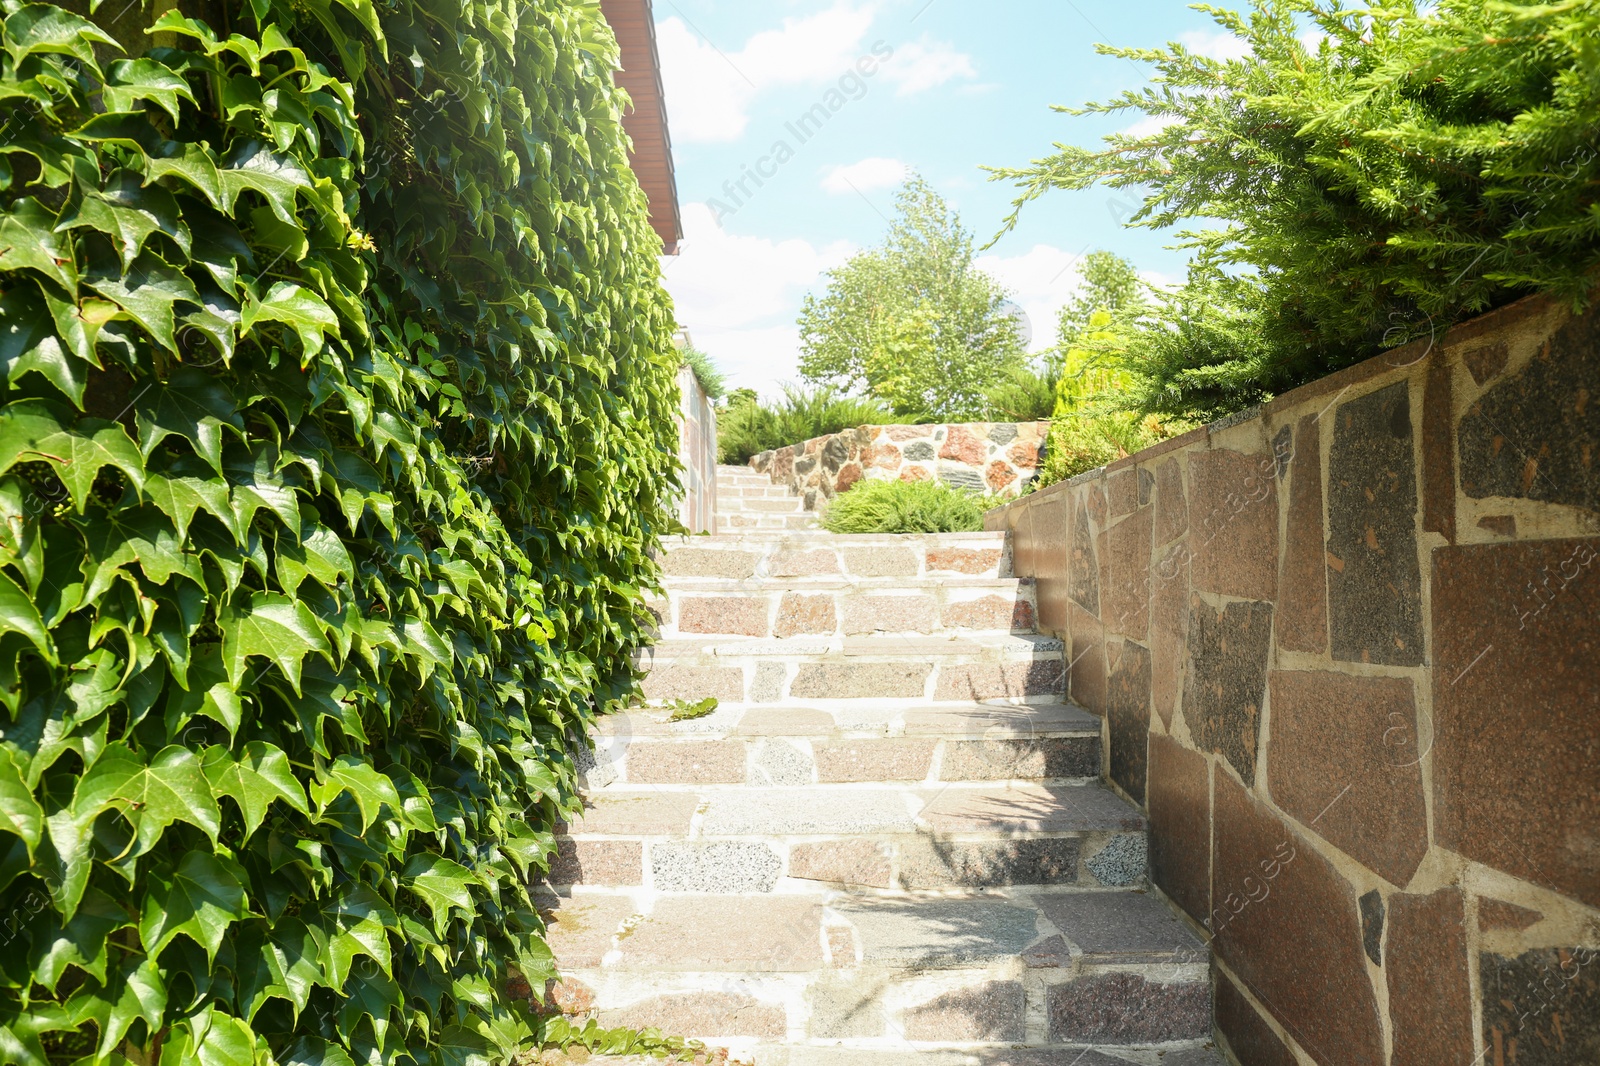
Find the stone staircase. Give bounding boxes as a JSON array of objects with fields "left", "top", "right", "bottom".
[
  {"left": 544, "top": 529, "right": 1221, "bottom": 1065},
  {"left": 717, "top": 464, "right": 818, "bottom": 533}
]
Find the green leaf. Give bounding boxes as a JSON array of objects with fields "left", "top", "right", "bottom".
[
  {"left": 219, "top": 591, "right": 332, "bottom": 693},
  {"left": 0, "top": 197, "right": 78, "bottom": 294},
  {"left": 103, "top": 58, "right": 197, "bottom": 123},
  {"left": 320, "top": 885, "right": 396, "bottom": 987},
  {"left": 86, "top": 252, "right": 202, "bottom": 353},
  {"left": 145, "top": 143, "right": 225, "bottom": 210},
  {"left": 202, "top": 741, "right": 308, "bottom": 840},
  {"left": 0, "top": 283, "right": 89, "bottom": 406},
  {"left": 242, "top": 282, "right": 340, "bottom": 360},
  {"left": 92, "top": 956, "right": 167, "bottom": 1059},
  {"left": 219, "top": 141, "right": 313, "bottom": 223},
  {"left": 80, "top": 507, "right": 205, "bottom": 601},
  {"left": 134, "top": 366, "right": 243, "bottom": 474},
  {"left": 275, "top": 518, "right": 354, "bottom": 591},
  {"left": 143, "top": 462, "right": 237, "bottom": 541},
  {"left": 73, "top": 742, "right": 221, "bottom": 855},
  {"left": 56, "top": 172, "right": 190, "bottom": 272},
  {"left": 0, "top": 747, "right": 44, "bottom": 857},
  {"left": 0, "top": 569, "right": 53, "bottom": 664},
  {"left": 401, "top": 854, "right": 475, "bottom": 935},
  {"left": 158, "top": 1005, "right": 259, "bottom": 1066},
  {"left": 281, "top": 1037, "right": 359, "bottom": 1066},
  {"left": 0, "top": 400, "right": 145, "bottom": 513},
  {"left": 27, "top": 886, "right": 126, "bottom": 990},
  {"left": 3, "top": 4, "right": 120, "bottom": 67},
  {"left": 138, "top": 850, "right": 249, "bottom": 960},
  {"left": 236, "top": 917, "right": 326, "bottom": 1021},
  {"left": 309, "top": 755, "right": 400, "bottom": 833}
]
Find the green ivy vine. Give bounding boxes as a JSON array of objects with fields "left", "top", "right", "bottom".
[{"left": 0, "top": 0, "right": 681, "bottom": 1061}]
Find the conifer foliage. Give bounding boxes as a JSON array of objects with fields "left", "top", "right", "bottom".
[
  {"left": 991, "top": 0, "right": 1600, "bottom": 419},
  {"left": 0, "top": 0, "right": 680, "bottom": 1061}
]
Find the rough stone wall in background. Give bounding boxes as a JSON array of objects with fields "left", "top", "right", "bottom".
[{"left": 984, "top": 292, "right": 1600, "bottom": 1066}]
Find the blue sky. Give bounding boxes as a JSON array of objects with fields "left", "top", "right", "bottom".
[{"left": 653, "top": 0, "right": 1254, "bottom": 398}]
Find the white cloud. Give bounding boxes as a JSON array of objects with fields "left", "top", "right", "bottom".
[
  {"left": 1119, "top": 113, "right": 1180, "bottom": 139},
  {"left": 1179, "top": 29, "right": 1253, "bottom": 61},
  {"left": 662, "top": 203, "right": 855, "bottom": 396},
  {"left": 974, "top": 244, "right": 1091, "bottom": 354},
  {"left": 821, "top": 157, "right": 909, "bottom": 195},
  {"left": 879, "top": 38, "right": 977, "bottom": 96}
]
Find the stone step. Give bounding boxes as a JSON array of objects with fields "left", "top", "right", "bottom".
[
  {"left": 752, "top": 1048, "right": 1226, "bottom": 1066},
  {"left": 717, "top": 513, "right": 821, "bottom": 531},
  {"left": 639, "top": 635, "right": 1066, "bottom": 705},
  {"left": 660, "top": 532, "right": 1013, "bottom": 583},
  {"left": 544, "top": 889, "right": 1211, "bottom": 1053},
  {"left": 650, "top": 578, "right": 1038, "bottom": 639},
  {"left": 719, "top": 496, "right": 808, "bottom": 514}
]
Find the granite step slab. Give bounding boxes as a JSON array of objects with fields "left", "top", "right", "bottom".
[
  {"left": 659, "top": 533, "right": 1013, "bottom": 583},
  {"left": 751, "top": 1048, "right": 1227, "bottom": 1066},
  {"left": 650, "top": 580, "right": 1038, "bottom": 640}
]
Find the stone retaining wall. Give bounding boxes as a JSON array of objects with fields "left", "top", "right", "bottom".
[
  {"left": 676, "top": 365, "right": 718, "bottom": 533},
  {"left": 984, "top": 291, "right": 1600, "bottom": 1066},
  {"left": 750, "top": 421, "right": 1048, "bottom": 510}
]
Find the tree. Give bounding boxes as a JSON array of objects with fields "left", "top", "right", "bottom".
[
  {"left": 989, "top": 0, "right": 1600, "bottom": 421},
  {"left": 798, "top": 177, "right": 1027, "bottom": 421}
]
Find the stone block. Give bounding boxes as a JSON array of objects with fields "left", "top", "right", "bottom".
[
  {"left": 842, "top": 593, "right": 938, "bottom": 635},
  {"left": 1266, "top": 671, "right": 1428, "bottom": 886},
  {"left": 902, "top": 440, "right": 936, "bottom": 461},
  {"left": 834, "top": 897, "right": 1041, "bottom": 967},
  {"left": 1388, "top": 887, "right": 1475, "bottom": 1066},
  {"left": 790, "top": 840, "right": 893, "bottom": 888},
  {"left": 1070, "top": 498, "right": 1101, "bottom": 614},
  {"left": 752, "top": 739, "right": 814, "bottom": 786},
  {"left": 1189, "top": 448, "right": 1279, "bottom": 602},
  {"left": 1150, "top": 542, "right": 1189, "bottom": 730},
  {"left": 899, "top": 464, "right": 931, "bottom": 482},
  {"left": 1102, "top": 507, "right": 1152, "bottom": 640},
  {"left": 1278, "top": 415, "right": 1328, "bottom": 654},
  {"left": 990, "top": 423, "right": 1019, "bottom": 445},
  {"left": 600, "top": 992, "right": 785, "bottom": 1038},
  {"left": 986, "top": 461, "right": 1018, "bottom": 492},
  {"left": 844, "top": 547, "right": 919, "bottom": 578},
  {"left": 641, "top": 665, "right": 745, "bottom": 703},
  {"left": 836, "top": 462, "right": 864, "bottom": 493},
  {"left": 941, "top": 594, "right": 1033, "bottom": 633},
  {"left": 1108, "top": 468, "right": 1143, "bottom": 517},
  {"left": 902, "top": 982, "right": 1025, "bottom": 1042},
  {"left": 626, "top": 741, "right": 746, "bottom": 785},
  {"left": 1067, "top": 600, "right": 1106, "bottom": 716},
  {"left": 1459, "top": 306, "right": 1600, "bottom": 511},
  {"left": 939, "top": 463, "right": 986, "bottom": 491},
  {"left": 1047, "top": 973, "right": 1210, "bottom": 1044},
  {"left": 934, "top": 659, "right": 1064, "bottom": 701},
  {"left": 1481, "top": 948, "right": 1600, "bottom": 1066},
  {"left": 617, "top": 897, "right": 824, "bottom": 971},
  {"left": 791, "top": 662, "right": 929, "bottom": 700},
  {"left": 1185, "top": 597, "right": 1273, "bottom": 785},
  {"left": 1028, "top": 496, "right": 1072, "bottom": 634},
  {"left": 1038, "top": 890, "right": 1204, "bottom": 960},
  {"left": 662, "top": 549, "right": 761, "bottom": 579},
  {"left": 1006, "top": 440, "right": 1040, "bottom": 469},
  {"left": 1327, "top": 380, "right": 1425, "bottom": 666},
  {"left": 1147, "top": 734, "right": 1211, "bottom": 925},
  {"left": 918, "top": 785, "right": 1144, "bottom": 834},
  {"left": 808, "top": 977, "right": 884, "bottom": 1038},
  {"left": 701, "top": 789, "right": 917, "bottom": 835},
  {"left": 902, "top": 702, "right": 1098, "bottom": 737},
  {"left": 940, "top": 425, "right": 987, "bottom": 465},
  {"left": 564, "top": 792, "right": 699, "bottom": 836},
  {"left": 938, "top": 737, "right": 1098, "bottom": 780},
  {"left": 1478, "top": 898, "right": 1542, "bottom": 933},
  {"left": 651, "top": 841, "right": 782, "bottom": 893},
  {"left": 813, "top": 739, "right": 935, "bottom": 782},
  {"left": 1433, "top": 539, "right": 1600, "bottom": 909},
  {"left": 1460, "top": 339, "right": 1509, "bottom": 386},
  {"left": 1085, "top": 833, "right": 1146, "bottom": 886},
  {"left": 774, "top": 593, "right": 838, "bottom": 638},
  {"left": 738, "top": 707, "right": 833, "bottom": 736},
  {"left": 897, "top": 837, "right": 1080, "bottom": 889},
  {"left": 1422, "top": 357, "right": 1457, "bottom": 542},
  {"left": 1215, "top": 970, "right": 1299, "bottom": 1066},
  {"left": 543, "top": 896, "right": 635, "bottom": 967},
  {"left": 926, "top": 547, "right": 1003, "bottom": 575},
  {"left": 1154, "top": 457, "right": 1188, "bottom": 547},
  {"left": 1360, "top": 890, "right": 1384, "bottom": 964},
  {"left": 547, "top": 839, "right": 641, "bottom": 886},
  {"left": 1106, "top": 640, "right": 1151, "bottom": 804},
  {"left": 1212, "top": 771, "right": 1384, "bottom": 1066},
  {"left": 769, "top": 549, "right": 840, "bottom": 577}
]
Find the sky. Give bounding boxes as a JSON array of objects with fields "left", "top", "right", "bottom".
[{"left": 652, "top": 0, "right": 1254, "bottom": 398}]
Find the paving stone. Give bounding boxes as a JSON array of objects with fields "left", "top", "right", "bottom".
[
  {"left": 1022, "top": 934, "right": 1071, "bottom": 968},
  {"left": 844, "top": 547, "right": 919, "bottom": 578},
  {"left": 1036, "top": 891, "right": 1204, "bottom": 960},
  {"left": 774, "top": 593, "right": 837, "bottom": 638},
  {"left": 918, "top": 785, "right": 1144, "bottom": 834},
  {"left": 1388, "top": 887, "right": 1474, "bottom": 1066},
  {"left": 813, "top": 739, "right": 935, "bottom": 782},
  {"left": 1477, "top": 514, "right": 1518, "bottom": 537},
  {"left": 926, "top": 547, "right": 1003, "bottom": 575},
  {"left": 750, "top": 661, "right": 787, "bottom": 703},
  {"left": 1433, "top": 539, "right": 1600, "bottom": 909},
  {"left": 1212, "top": 771, "right": 1384, "bottom": 1066},
  {"left": 1154, "top": 457, "right": 1188, "bottom": 547},
  {"left": 1480, "top": 947, "right": 1600, "bottom": 1065},
  {"left": 1266, "top": 670, "right": 1428, "bottom": 886},
  {"left": 934, "top": 660, "right": 1064, "bottom": 701},
  {"left": 663, "top": 549, "right": 761, "bottom": 579},
  {"left": 808, "top": 977, "right": 884, "bottom": 1038},
  {"left": 617, "top": 897, "right": 824, "bottom": 971},
  {"left": 769, "top": 550, "right": 841, "bottom": 577},
  {"left": 1108, "top": 468, "right": 1143, "bottom": 517},
  {"left": 791, "top": 662, "right": 929, "bottom": 700},
  {"left": 939, "top": 737, "right": 1098, "bottom": 780},
  {"left": 641, "top": 665, "right": 746, "bottom": 703},
  {"left": 1278, "top": 415, "right": 1328, "bottom": 654},
  {"left": 701, "top": 790, "right": 917, "bottom": 836},
  {"left": 1085, "top": 833, "right": 1146, "bottom": 886},
  {"left": 1102, "top": 508, "right": 1152, "bottom": 639},
  {"left": 1459, "top": 306, "right": 1600, "bottom": 511},
  {"left": 1422, "top": 357, "right": 1457, "bottom": 542},
  {"left": 1359, "top": 889, "right": 1384, "bottom": 965},
  {"left": 752, "top": 739, "right": 813, "bottom": 786},
  {"left": 1189, "top": 448, "right": 1279, "bottom": 602},
  {"left": 738, "top": 707, "right": 833, "bottom": 736},
  {"left": 1147, "top": 734, "right": 1211, "bottom": 926},
  {"left": 1024, "top": 495, "right": 1071, "bottom": 633},
  {"left": 626, "top": 740, "right": 746, "bottom": 785},
  {"left": 651, "top": 841, "right": 781, "bottom": 892},
  {"left": 1047, "top": 972, "right": 1210, "bottom": 1044},
  {"left": 1185, "top": 597, "right": 1273, "bottom": 785},
  {"left": 901, "top": 981, "right": 1025, "bottom": 1042},
  {"left": 841, "top": 594, "right": 938, "bottom": 635},
  {"left": 543, "top": 895, "right": 636, "bottom": 967},
  {"left": 677, "top": 596, "right": 768, "bottom": 637},
  {"left": 1326, "top": 381, "right": 1425, "bottom": 666},
  {"left": 547, "top": 838, "right": 642, "bottom": 886},
  {"left": 1215, "top": 969, "right": 1299, "bottom": 1066},
  {"left": 790, "top": 840, "right": 892, "bottom": 888},
  {"left": 901, "top": 702, "right": 1098, "bottom": 737},
  {"left": 834, "top": 897, "right": 1042, "bottom": 967},
  {"left": 600, "top": 991, "right": 786, "bottom": 1038},
  {"left": 1477, "top": 898, "right": 1542, "bottom": 932},
  {"left": 564, "top": 792, "right": 699, "bottom": 836},
  {"left": 1149, "top": 542, "right": 1189, "bottom": 730},
  {"left": 1067, "top": 600, "right": 1106, "bottom": 716},
  {"left": 1105, "top": 640, "right": 1151, "bottom": 804},
  {"left": 1069, "top": 498, "right": 1100, "bottom": 614},
  {"left": 896, "top": 837, "right": 1080, "bottom": 889},
  {"left": 941, "top": 594, "right": 1031, "bottom": 633}
]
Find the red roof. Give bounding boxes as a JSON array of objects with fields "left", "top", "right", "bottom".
[{"left": 600, "top": 0, "right": 682, "bottom": 255}]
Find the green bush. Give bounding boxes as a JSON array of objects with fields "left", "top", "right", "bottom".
[
  {"left": 717, "top": 385, "right": 908, "bottom": 465},
  {"left": 821, "top": 479, "right": 988, "bottom": 535},
  {"left": 680, "top": 346, "right": 725, "bottom": 401},
  {"left": 0, "top": 0, "right": 678, "bottom": 1062}
]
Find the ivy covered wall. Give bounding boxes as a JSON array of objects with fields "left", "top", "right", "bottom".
[{"left": 0, "top": 0, "right": 681, "bottom": 1061}]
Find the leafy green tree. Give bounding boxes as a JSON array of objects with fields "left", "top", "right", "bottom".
[
  {"left": 798, "top": 177, "right": 1026, "bottom": 420},
  {"left": 990, "top": 0, "right": 1600, "bottom": 420}
]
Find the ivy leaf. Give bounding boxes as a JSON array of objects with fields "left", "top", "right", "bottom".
[
  {"left": 91, "top": 957, "right": 167, "bottom": 1059},
  {"left": 71, "top": 110, "right": 171, "bottom": 156},
  {"left": 2, "top": 4, "right": 120, "bottom": 68},
  {"left": 219, "top": 591, "right": 332, "bottom": 693},
  {"left": 134, "top": 366, "right": 243, "bottom": 475},
  {"left": 103, "top": 57, "right": 197, "bottom": 123},
  {"left": 86, "top": 252, "right": 202, "bottom": 353},
  {"left": 80, "top": 507, "right": 206, "bottom": 601},
  {"left": 143, "top": 462, "right": 237, "bottom": 541},
  {"left": 73, "top": 742, "right": 221, "bottom": 855},
  {"left": 138, "top": 851, "right": 249, "bottom": 961},
  {"left": 157, "top": 1004, "right": 259, "bottom": 1066},
  {"left": 219, "top": 141, "right": 313, "bottom": 223},
  {"left": 0, "top": 747, "right": 44, "bottom": 857},
  {"left": 434, "top": 1026, "right": 494, "bottom": 1066},
  {"left": 162, "top": 645, "right": 238, "bottom": 734},
  {"left": 309, "top": 755, "right": 400, "bottom": 833},
  {"left": 320, "top": 885, "right": 396, "bottom": 987},
  {"left": 236, "top": 917, "right": 327, "bottom": 1022},
  {"left": 401, "top": 855, "right": 475, "bottom": 936},
  {"left": 202, "top": 741, "right": 309, "bottom": 840},
  {"left": 0, "top": 569, "right": 54, "bottom": 665},
  {"left": 27, "top": 886, "right": 126, "bottom": 991},
  {"left": 146, "top": 143, "right": 225, "bottom": 210},
  {"left": 275, "top": 517, "right": 354, "bottom": 591},
  {"left": 0, "top": 197, "right": 78, "bottom": 294},
  {"left": 242, "top": 282, "right": 339, "bottom": 360},
  {"left": 0, "top": 283, "right": 88, "bottom": 407},
  {"left": 0, "top": 400, "right": 145, "bottom": 512},
  {"left": 56, "top": 172, "right": 190, "bottom": 272},
  {"left": 281, "top": 1037, "right": 359, "bottom": 1066}
]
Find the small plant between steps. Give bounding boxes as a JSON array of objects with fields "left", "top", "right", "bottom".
[{"left": 820, "top": 478, "right": 990, "bottom": 534}]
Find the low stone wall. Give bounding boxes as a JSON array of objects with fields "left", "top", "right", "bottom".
[
  {"left": 675, "top": 365, "right": 718, "bottom": 534},
  {"left": 750, "top": 421, "right": 1048, "bottom": 509},
  {"left": 984, "top": 291, "right": 1599, "bottom": 1065}
]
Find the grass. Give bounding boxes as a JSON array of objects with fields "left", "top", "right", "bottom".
[{"left": 820, "top": 478, "right": 989, "bottom": 534}]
